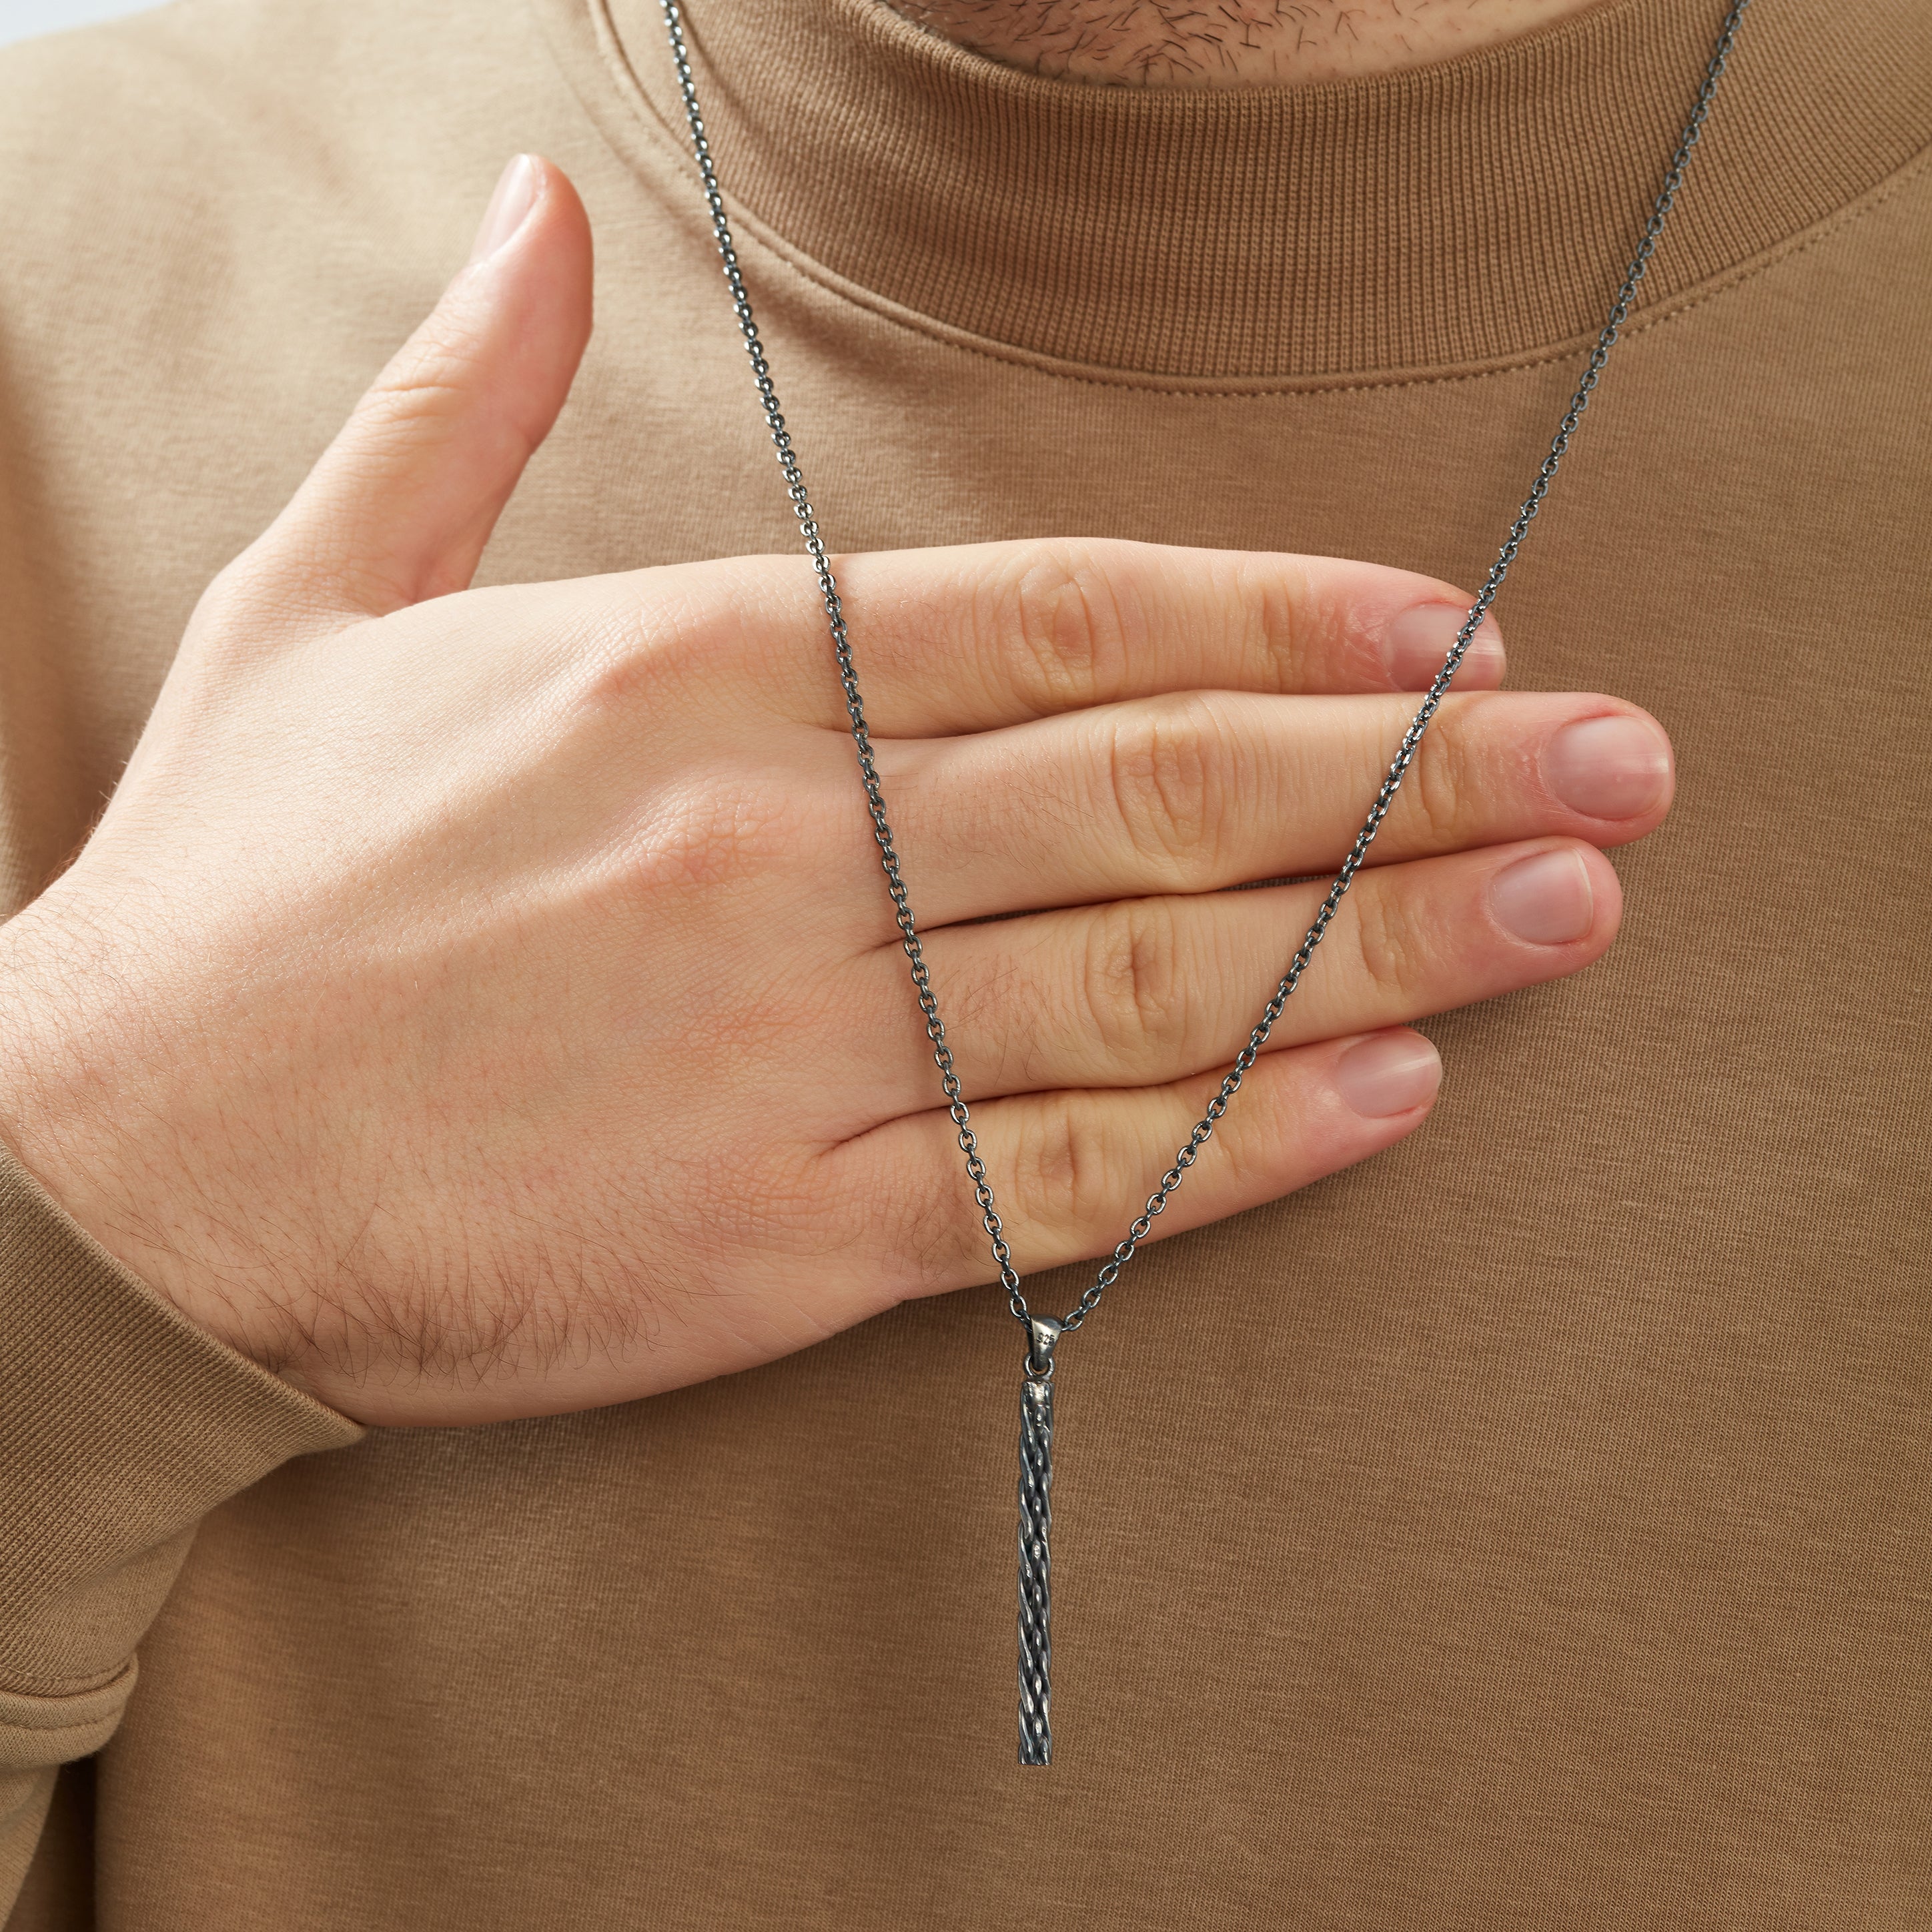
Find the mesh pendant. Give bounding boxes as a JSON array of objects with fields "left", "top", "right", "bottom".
[{"left": 1017, "top": 1316, "right": 1060, "bottom": 1765}]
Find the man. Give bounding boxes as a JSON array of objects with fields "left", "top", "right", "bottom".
[{"left": 0, "top": 0, "right": 1925, "bottom": 1923}]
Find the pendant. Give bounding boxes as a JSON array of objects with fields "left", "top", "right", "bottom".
[{"left": 1017, "top": 1313, "right": 1061, "bottom": 1765}]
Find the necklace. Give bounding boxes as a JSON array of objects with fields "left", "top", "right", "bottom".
[{"left": 659, "top": 0, "right": 1752, "bottom": 1765}]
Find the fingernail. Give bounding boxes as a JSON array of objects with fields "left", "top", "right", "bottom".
[
  {"left": 468, "top": 155, "right": 540, "bottom": 267},
  {"left": 1490, "top": 848, "right": 1595, "bottom": 945},
  {"left": 1542, "top": 713, "right": 1672, "bottom": 820},
  {"left": 1382, "top": 604, "right": 1506, "bottom": 690},
  {"left": 1335, "top": 1031, "right": 1442, "bottom": 1118}
]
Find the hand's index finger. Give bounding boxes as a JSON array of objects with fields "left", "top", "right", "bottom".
[{"left": 743, "top": 537, "right": 1505, "bottom": 737}]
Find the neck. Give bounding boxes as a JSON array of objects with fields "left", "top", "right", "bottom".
[{"left": 876, "top": 0, "right": 1610, "bottom": 87}]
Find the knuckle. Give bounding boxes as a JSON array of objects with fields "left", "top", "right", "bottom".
[
  {"left": 577, "top": 568, "right": 741, "bottom": 714},
  {"left": 995, "top": 538, "right": 1144, "bottom": 708},
  {"left": 1348, "top": 883, "right": 1430, "bottom": 997},
  {"left": 360, "top": 314, "right": 492, "bottom": 436},
  {"left": 1405, "top": 707, "right": 1476, "bottom": 847},
  {"left": 180, "top": 548, "right": 359, "bottom": 669},
  {"left": 1083, "top": 897, "right": 1187, "bottom": 1061},
  {"left": 628, "top": 776, "right": 801, "bottom": 892},
  {"left": 1236, "top": 552, "right": 1319, "bottom": 692},
  {"left": 1103, "top": 692, "right": 1228, "bottom": 873},
  {"left": 185, "top": 556, "right": 267, "bottom": 646},
  {"left": 358, "top": 375, "right": 472, "bottom": 447},
  {"left": 1012, "top": 1096, "right": 1114, "bottom": 1238}
]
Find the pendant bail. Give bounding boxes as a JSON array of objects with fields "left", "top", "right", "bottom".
[{"left": 1025, "top": 1313, "right": 1063, "bottom": 1381}]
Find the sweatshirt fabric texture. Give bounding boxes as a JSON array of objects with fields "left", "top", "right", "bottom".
[{"left": 1, "top": 0, "right": 1928, "bottom": 1924}]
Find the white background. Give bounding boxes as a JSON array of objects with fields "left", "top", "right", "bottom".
[{"left": 0, "top": 0, "right": 162, "bottom": 47}]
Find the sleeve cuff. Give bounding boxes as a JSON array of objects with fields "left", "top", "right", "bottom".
[{"left": 0, "top": 1141, "right": 362, "bottom": 1692}]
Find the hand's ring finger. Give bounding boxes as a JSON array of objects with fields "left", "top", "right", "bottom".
[{"left": 859, "top": 838, "right": 1620, "bottom": 1109}]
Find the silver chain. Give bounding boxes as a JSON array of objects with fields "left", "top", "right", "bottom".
[{"left": 660, "top": 0, "right": 1751, "bottom": 1341}]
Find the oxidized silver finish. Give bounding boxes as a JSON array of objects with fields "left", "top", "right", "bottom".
[
  {"left": 658, "top": 0, "right": 1751, "bottom": 1763},
  {"left": 1017, "top": 1316, "right": 1060, "bottom": 1765}
]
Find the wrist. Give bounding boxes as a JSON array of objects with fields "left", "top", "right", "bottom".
[{"left": 0, "top": 888, "right": 284, "bottom": 1376}]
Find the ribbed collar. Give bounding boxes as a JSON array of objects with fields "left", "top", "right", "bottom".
[{"left": 554, "top": 0, "right": 1931, "bottom": 383}]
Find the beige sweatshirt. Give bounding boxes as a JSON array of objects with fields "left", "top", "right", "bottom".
[{"left": 1, "top": 0, "right": 1927, "bottom": 1924}]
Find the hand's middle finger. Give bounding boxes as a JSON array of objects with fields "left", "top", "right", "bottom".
[{"left": 883, "top": 689, "right": 1673, "bottom": 925}]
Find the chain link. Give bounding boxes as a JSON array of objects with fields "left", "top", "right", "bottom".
[{"left": 659, "top": 0, "right": 1751, "bottom": 1338}]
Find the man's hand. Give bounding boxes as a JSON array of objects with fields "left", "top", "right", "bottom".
[{"left": 0, "top": 157, "right": 1672, "bottom": 1425}]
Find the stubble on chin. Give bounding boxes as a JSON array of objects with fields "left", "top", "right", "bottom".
[{"left": 875, "top": 0, "right": 1608, "bottom": 89}]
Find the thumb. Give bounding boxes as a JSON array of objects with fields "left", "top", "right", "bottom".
[{"left": 256, "top": 154, "right": 594, "bottom": 623}]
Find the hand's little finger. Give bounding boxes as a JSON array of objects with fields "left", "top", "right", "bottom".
[{"left": 840, "top": 1028, "right": 1442, "bottom": 1299}]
